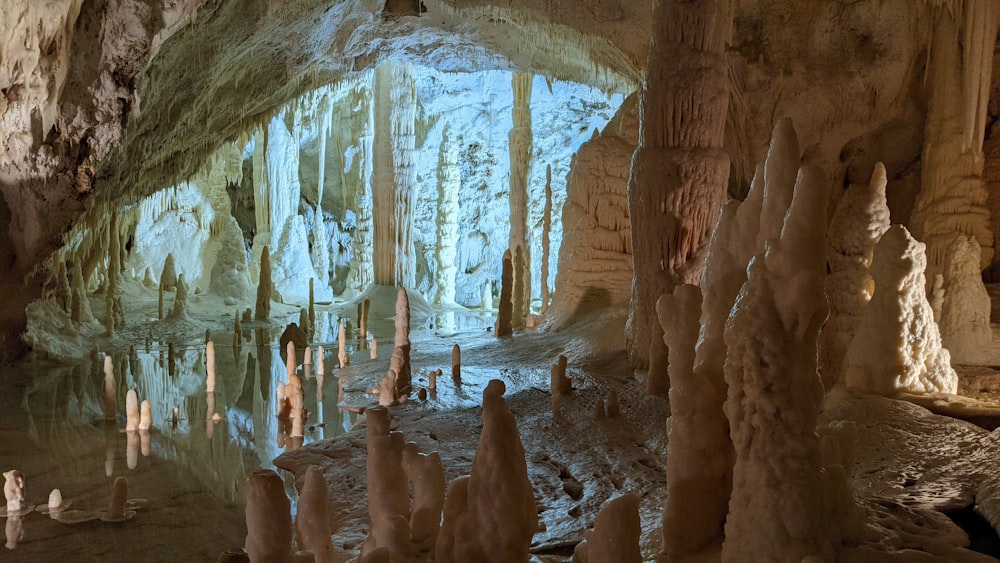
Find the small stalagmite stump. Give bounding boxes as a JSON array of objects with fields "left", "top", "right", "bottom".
[
  {"left": 451, "top": 344, "right": 461, "bottom": 382},
  {"left": 606, "top": 390, "right": 620, "bottom": 418}
]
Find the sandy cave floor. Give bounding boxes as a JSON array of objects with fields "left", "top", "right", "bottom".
[{"left": 3, "top": 280, "right": 1000, "bottom": 560}]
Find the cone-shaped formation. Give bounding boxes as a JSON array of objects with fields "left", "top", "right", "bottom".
[
  {"left": 496, "top": 250, "right": 514, "bottom": 337},
  {"left": 820, "top": 163, "right": 891, "bottom": 388},
  {"left": 845, "top": 226, "right": 958, "bottom": 395},
  {"left": 436, "top": 380, "right": 536, "bottom": 562},
  {"left": 168, "top": 274, "right": 190, "bottom": 320},
  {"left": 723, "top": 160, "right": 857, "bottom": 562},
  {"left": 255, "top": 246, "right": 272, "bottom": 321},
  {"left": 296, "top": 466, "right": 336, "bottom": 563},
  {"left": 572, "top": 494, "right": 641, "bottom": 563},
  {"left": 246, "top": 469, "right": 293, "bottom": 563},
  {"left": 940, "top": 234, "right": 994, "bottom": 364},
  {"left": 160, "top": 253, "right": 177, "bottom": 291},
  {"left": 361, "top": 406, "right": 410, "bottom": 560}
]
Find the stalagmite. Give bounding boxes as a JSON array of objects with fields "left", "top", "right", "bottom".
[
  {"left": 299, "top": 309, "right": 309, "bottom": 338},
  {"left": 540, "top": 164, "right": 553, "bottom": 315},
  {"left": 361, "top": 407, "right": 410, "bottom": 560},
  {"left": 428, "top": 370, "right": 437, "bottom": 391},
  {"left": 103, "top": 355, "right": 116, "bottom": 422},
  {"left": 844, "top": 226, "right": 958, "bottom": 395},
  {"left": 316, "top": 346, "right": 325, "bottom": 377},
  {"left": 571, "top": 494, "right": 641, "bottom": 563},
  {"left": 819, "top": 163, "right": 890, "bottom": 388},
  {"left": 371, "top": 338, "right": 377, "bottom": 360},
  {"left": 168, "top": 274, "right": 190, "bottom": 320},
  {"left": 70, "top": 262, "right": 94, "bottom": 324},
  {"left": 626, "top": 0, "right": 732, "bottom": 366},
  {"left": 496, "top": 250, "right": 513, "bottom": 337},
  {"left": 392, "top": 288, "right": 411, "bottom": 391},
  {"left": 401, "top": 442, "right": 446, "bottom": 553},
  {"left": 245, "top": 469, "right": 294, "bottom": 563},
  {"left": 345, "top": 82, "right": 376, "bottom": 295},
  {"left": 512, "top": 246, "right": 526, "bottom": 330},
  {"left": 297, "top": 466, "right": 336, "bottom": 563},
  {"left": 372, "top": 60, "right": 417, "bottom": 287},
  {"left": 436, "top": 380, "right": 536, "bottom": 562},
  {"left": 105, "top": 212, "right": 124, "bottom": 335},
  {"left": 107, "top": 477, "right": 130, "bottom": 521},
  {"left": 2, "top": 470, "right": 26, "bottom": 515},
  {"left": 552, "top": 355, "right": 571, "bottom": 395},
  {"left": 646, "top": 327, "right": 669, "bottom": 395},
  {"left": 910, "top": 5, "right": 998, "bottom": 281},
  {"left": 434, "top": 125, "right": 460, "bottom": 306},
  {"left": 451, "top": 344, "right": 460, "bottom": 383},
  {"left": 338, "top": 321, "right": 348, "bottom": 369},
  {"left": 657, "top": 284, "right": 724, "bottom": 556},
  {"left": 605, "top": 390, "right": 620, "bottom": 418},
  {"left": 939, "top": 235, "right": 994, "bottom": 364},
  {"left": 723, "top": 163, "right": 857, "bottom": 562},
  {"left": 509, "top": 72, "right": 533, "bottom": 326},
  {"left": 206, "top": 340, "right": 216, "bottom": 392},
  {"left": 362, "top": 296, "right": 370, "bottom": 339},
  {"left": 256, "top": 246, "right": 272, "bottom": 321},
  {"left": 160, "top": 253, "right": 177, "bottom": 291},
  {"left": 125, "top": 389, "right": 139, "bottom": 431}
]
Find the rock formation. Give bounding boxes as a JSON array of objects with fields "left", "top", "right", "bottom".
[
  {"left": 245, "top": 469, "right": 293, "bottom": 563},
  {"left": 939, "top": 234, "right": 994, "bottom": 364}
]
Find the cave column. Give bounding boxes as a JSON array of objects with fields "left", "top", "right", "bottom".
[
  {"left": 909, "top": 2, "right": 998, "bottom": 281},
  {"left": 372, "top": 60, "right": 417, "bottom": 288},
  {"left": 509, "top": 72, "right": 533, "bottom": 328},
  {"left": 345, "top": 79, "right": 376, "bottom": 294},
  {"left": 435, "top": 125, "right": 460, "bottom": 305},
  {"left": 626, "top": 0, "right": 732, "bottom": 366},
  {"left": 311, "top": 92, "right": 332, "bottom": 290}
]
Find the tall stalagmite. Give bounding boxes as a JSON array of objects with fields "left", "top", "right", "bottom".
[
  {"left": 373, "top": 60, "right": 417, "bottom": 288},
  {"left": 626, "top": 0, "right": 731, "bottom": 366},
  {"left": 540, "top": 164, "right": 553, "bottom": 315},
  {"left": 509, "top": 72, "right": 533, "bottom": 325},
  {"left": 909, "top": 4, "right": 998, "bottom": 280},
  {"left": 345, "top": 81, "right": 376, "bottom": 295}
]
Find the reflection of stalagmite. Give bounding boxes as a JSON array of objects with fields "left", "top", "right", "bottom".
[
  {"left": 436, "top": 380, "right": 536, "bottom": 562},
  {"left": 509, "top": 72, "right": 533, "bottom": 326},
  {"left": 845, "top": 226, "right": 958, "bottom": 395},
  {"left": 626, "top": 0, "right": 732, "bottom": 366},
  {"left": 819, "top": 163, "right": 890, "bottom": 388},
  {"left": 372, "top": 60, "right": 417, "bottom": 287},
  {"left": 206, "top": 340, "right": 217, "bottom": 392},
  {"left": 139, "top": 400, "right": 152, "bottom": 431},
  {"left": 103, "top": 355, "right": 116, "bottom": 422},
  {"left": 256, "top": 246, "right": 272, "bottom": 321},
  {"left": 245, "top": 470, "right": 294, "bottom": 563}
]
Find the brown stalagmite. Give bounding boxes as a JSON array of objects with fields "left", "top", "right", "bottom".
[
  {"left": 496, "top": 249, "right": 514, "bottom": 337},
  {"left": 308, "top": 278, "right": 315, "bottom": 335},
  {"left": 509, "top": 72, "right": 533, "bottom": 326},
  {"left": 296, "top": 466, "right": 336, "bottom": 563},
  {"left": 361, "top": 406, "right": 410, "bottom": 560},
  {"left": 372, "top": 60, "right": 417, "bottom": 287},
  {"left": 626, "top": 0, "right": 732, "bottom": 367},
  {"left": 245, "top": 470, "right": 294, "bottom": 563},
  {"left": 451, "top": 344, "right": 461, "bottom": 382},
  {"left": 256, "top": 246, "right": 272, "bottom": 321}
]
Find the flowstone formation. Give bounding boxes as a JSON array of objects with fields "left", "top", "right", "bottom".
[
  {"left": 844, "top": 226, "right": 958, "bottom": 395},
  {"left": 436, "top": 380, "right": 536, "bottom": 563}
]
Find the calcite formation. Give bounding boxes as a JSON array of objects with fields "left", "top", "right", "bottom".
[
  {"left": 296, "top": 466, "right": 337, "bottom": 563},
  {"left": 571, "top": 494, "right": 642, "bottom": 563},
  {"left": 939, "top": 234, "right": 995, "bottom": 364},
  {"left": 245, "top": 470, "right": 293, "bottom": 563},
  {"left": 255, "top": 246, "right": 272, "bottom": 321},
  {"left": 496, "top": 249, "right": 514, "bottom": 337},
  {"left": 845, "top": 226, "right": 958, "bottom": 395},
  {"left": 362, "top": 407, "right": 410, "bottom": 560},
  {"left": 436, "top": 380, "right": 536, "bottom": 562},
  {"left": 509, "top": 73, "right": 533, "bottom": 328}
]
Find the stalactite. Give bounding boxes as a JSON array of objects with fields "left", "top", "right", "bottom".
[
  {"left": 626, "top": 0, "right": 732, "bottom": 367},
  {"left": 509, "top": 72, "right": 533, "bottom": 323},
  {"left": 434, "top": 125, "right": 460, "bottom": 305},
  {"left": 373, "top": 60, "right": 417, "bottom": 288},
  {"left": 910, "top": 6, "right": 997, "bottom": 282}
]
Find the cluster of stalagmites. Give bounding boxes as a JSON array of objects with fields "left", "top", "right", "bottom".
[{"left": 653, "top": 118, "right": 970, "bottom": 560}]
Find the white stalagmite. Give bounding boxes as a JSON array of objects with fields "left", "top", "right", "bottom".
[
  {"left": 509, "top": 72, "right": 533, "bottom": 326},
  {"left": 297, "top": 466, "right": 337, "bottom": 563},
  {"left": 844, "top": 225, "right": 958, "bottom": 395},
  {"left": 372, "top": 60, "right": 417, "bottom": 287},
  {"left": 139, "top": 400, "right": 152, "bottom": 431},
  {"left": 939, "top": 234, "right": 994, "bottom": 364},
  {"left": 103, "top": 355, "right": 116, "bottom": 422},
  {"left": 361, "top": 406, "right": 410, "bottom": 560},
  {"left": 434, "top": 125, "right": 460, "bottom": 305},
  {"left": 626, "top": 0, "right": 731, "bottom": 366},
  {"left": 723, "top": 162, "right": 857, "bottom": 562},
  {"left": 571, "top": 494, "right": 642, "bottom": 563},
  {"left": 168, "top": 274, "right": 190, "bottom": 320},
  {"left": 819, "top": 163, "right": 890, "bottom": 388},
  {"left": 657, "top": 284, "right": 726, "bottom": 556},
  {"left": 209, "top": 216, "right": 253, "bottom": 302},
  {"left": 245, "top": 469, "right": 294, "bottom": 563},
  {"left": 435, "top": 380, "right": 536, "bottom": 562},
  {"left": 70, "top": 261, "right": 94, "bottom": 324},
  {"left": 338, "top": 321, "right": 347, "bottom": 369},
  {"left": 909, "top": 5, "right": 998, "bottom": 281}
]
